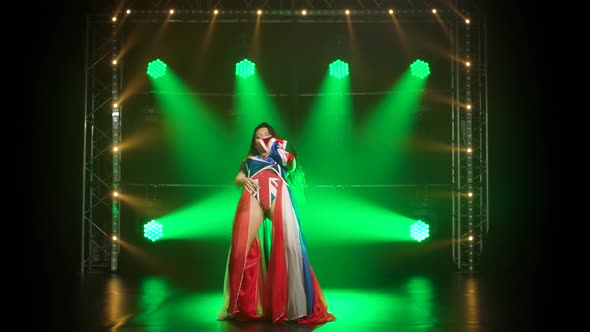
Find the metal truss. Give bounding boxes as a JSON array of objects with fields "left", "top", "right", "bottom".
[
  {"left": 115, "top": 0, "right": 455, "bottom": 11},
  {"left": 451, "top": 14, "right": 489, "bottom": 272},
  {"left": 81, "top": 15, "right": 122, "bottom": 272},
  {"left": 82, "top": 0, "right": 487, "bottom": 272},
  {"left": 90, "top": 0, "right": 487, "bottom": 13}
]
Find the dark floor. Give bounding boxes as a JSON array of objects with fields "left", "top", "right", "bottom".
[
  {"left": 30, "top": 225, "right": 556, "bottom": 332},
  {"left": 25, "top": 225, "right": 557, "bottom": 332},
  {"left": 70, "top": 269, "right": 512, "bottom": 332},
  {"left": 50, "top": 234, "right": 554, "bottom": 332},
  {"left": 27, "top": 232, "right": 558, "bottom": 332}
]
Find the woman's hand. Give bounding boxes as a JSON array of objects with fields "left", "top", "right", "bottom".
[{"left": 241, "top": 177, "right": 259, "bottom": 194}]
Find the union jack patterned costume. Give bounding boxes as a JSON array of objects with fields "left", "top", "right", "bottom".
[{"left": 218, "top": 138, "right": 335, "bottom": 324}]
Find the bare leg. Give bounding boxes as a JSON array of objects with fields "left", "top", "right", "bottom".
[
  {"left": 231, "top": 196, "right": 266, "bottom": 320},
  {"left": 246, "top": 202, "right": 265, "bottom": 251}
]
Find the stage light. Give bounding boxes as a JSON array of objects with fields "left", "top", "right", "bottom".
[
  {"left": 113, "top": 191, "right": 119, "bottom": 197},
  {"left": 169, "top": 9, "right": 174, "bottom": 14},
  {"left": 146, "top": 59, "right": 168, "bottom": 79},
  {"left": 410, "top": 220, "right": 430, "bottom": 242},
  {"left": 388, "top": 9, "right": 394, "bottom": 15},
  {"left": 301, "top": 10, "right": 307, "bottom": 15},
  {"left": 113, "top": 146, "right": 119, "bottom": 152},
  {"left": 126, "top": 9, "right": 131, "bottom": 14},
  {"left": 144, "top": 220, "right": 163, "bottom": 242},
  {"left": 468, "top": 235, "right": 473, "bottom": 241},
  {"left": 467, "top": 148, "right": 472, "bottom": 153},
  {"left": 112, "top": 16, "right": 117, "bottom": 22},
  {"left": 112, "top": 59, "right": 117, "bottom": 65},
  {"left": 112, "top": 235, "right": 118, "bottom": 241},
  {"left": 432, "top": 9, "right": 437, "bottom": 14},
  {"left": 345, "top": 9, "right": 350, "bottom": 15},
  {"left": 467, "top": 192, "right": 473, "bottom": 197},
  {"left": 257, "top": 9, "right": 262, "bottom": 15},
  {"left": 410, "top": 59, "right": 430, "bottom": 79},
  {"left": 466, "top": 104, "right": 472, "bottom": 110},
  {"left": 113, "top": 103, "right": 119, "bottom": 108},
  {"left": 213, "top": 9, "right": 219, "bottom": 15},
  {"left": 329, "top": 59, "right": 349, "bottom": 79},
  {"left": 465, "top": 19, "right": 471, "bottom": 24},
  {"left": 466, "top": 61, "right": 471, "bottom": 67},
  {"left": 235, "top": 59, "right": 256, "bottom": 78}
]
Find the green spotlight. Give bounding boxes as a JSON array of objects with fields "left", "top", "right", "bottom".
[
  {"left": 143, "top": 219, "right": 163, "bottom": 242},
  {"left": 235, "top": 59, "right": 256, "bottom": 78},
  {"left": 146, "top": 59, "right": 168, "bottom": 79},
  {"left": 410, "top": 59, "right": 430, "bottom": 79},
  {"left": 329, "top": 59, "right": 349, "bottom": 79},
  {"left": 410, "top": 220, "right": 430, "bottom": 242}
]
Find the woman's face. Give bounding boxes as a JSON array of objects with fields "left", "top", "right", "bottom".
[
  {"left": 255, "top": 127, "right": 272, "bottom": 140},
  {"left": 255, "top": 127, "right": 272, "bottom": 153}
]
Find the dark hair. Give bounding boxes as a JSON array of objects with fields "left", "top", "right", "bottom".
[{"left": 248, "top": 122, "right": 282, "bottom": 156}]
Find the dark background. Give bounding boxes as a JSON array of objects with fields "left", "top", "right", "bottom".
[{"left": 11, "top": 0, "right": 575, "bottom": 330}]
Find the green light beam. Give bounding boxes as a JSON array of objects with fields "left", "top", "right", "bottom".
[
  {"left": 360, "top": 69, "right": 428, "bottom": 183},
  {"left": 148, "top": 67, "right": 230, "bottom": 183},
  {"left": 152, "top": 187, "right": 238, "bottom": 240},
  {"left": 299, "top": 66, "right": 352, "bottom": 184},
  {"left": 233, "top": 61, "right": 284, "bottom": 154},
  {"left": 296, "top": 188, "right": 418, "bottom": 243}
]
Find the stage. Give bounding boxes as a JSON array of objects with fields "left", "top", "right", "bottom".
[
  {"left": 75, "top": 269, "right": 495, "bottom": 331},
  {"left": 28, "top": 1, "right": 567, "bottom": 331}
]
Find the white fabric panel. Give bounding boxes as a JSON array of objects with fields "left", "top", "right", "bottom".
[{"left": 280, "top": 182, "right": 308, "bottom": 318}]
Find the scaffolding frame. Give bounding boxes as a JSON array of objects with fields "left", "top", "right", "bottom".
[
  {"left": 81, "top": 0, "right": 487, "bottom": 272},
  {"left": 451, "top": 13, "right": 489, "bottom": 272}
]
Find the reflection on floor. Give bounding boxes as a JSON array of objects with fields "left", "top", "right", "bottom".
[{"left": 75, "top": 271, "right": 500, "bottom": 332}]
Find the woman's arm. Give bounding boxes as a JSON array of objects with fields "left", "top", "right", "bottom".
[
  {"left": 235, "top": 170, "right": 259, "bottom": 193},
  {"left": 267, "top": 139, "right": 295, "bottom": 170},
  {"left": 234, "top": 170, "right": 246, "bottom": 187}
]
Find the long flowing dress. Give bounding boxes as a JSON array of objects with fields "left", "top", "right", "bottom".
[{"left": 218, "top": 138, "right": 335, "bottom": 324}]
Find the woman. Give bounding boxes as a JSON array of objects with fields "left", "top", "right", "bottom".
[{"left": 218, "top": 122, "right": 335, "bottom": 324}]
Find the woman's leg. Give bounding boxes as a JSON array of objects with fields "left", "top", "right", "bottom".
[
  {"left": 262, "top": 184, "right": 296, "bottom": 322},
  {"left": 246, "top": 203, "right": 265, "bottom": 252},
  {"left": 228, "top": 191, "right": 266, "bottom": 319}
]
